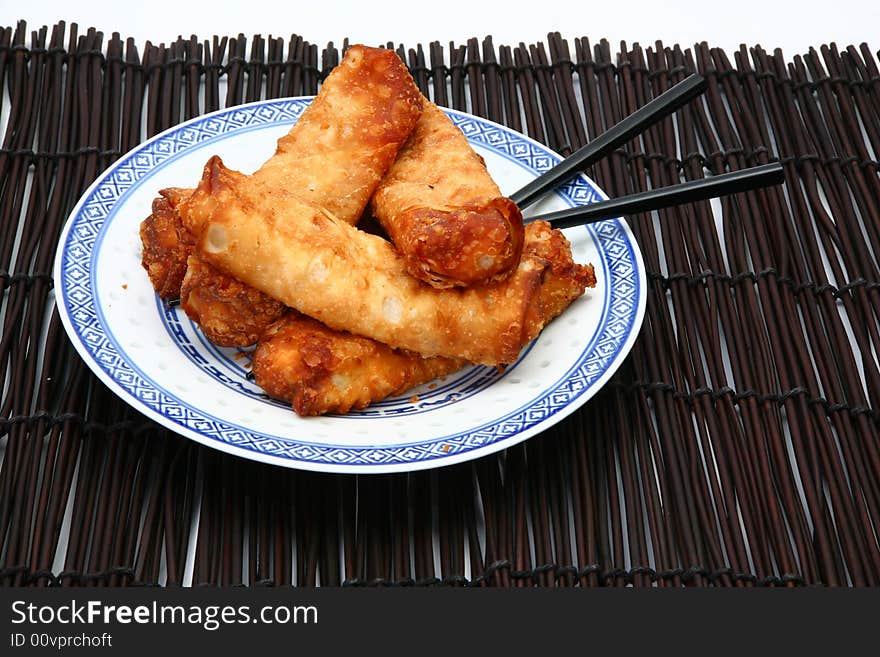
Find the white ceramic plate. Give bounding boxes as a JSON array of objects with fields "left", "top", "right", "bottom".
[{"left": 54, "top": 98, "right": 646, "bottom": 474}]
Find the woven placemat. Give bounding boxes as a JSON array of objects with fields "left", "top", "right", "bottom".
[{"left": 1, "top": 20, "right": 879, "bottom": 586}]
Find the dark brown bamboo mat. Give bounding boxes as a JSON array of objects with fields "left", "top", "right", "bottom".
[{"left": 2, "top": 19, "right": 879, "bottom": 587}]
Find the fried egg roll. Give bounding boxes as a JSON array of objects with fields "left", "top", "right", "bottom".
[
  {"left": 139, "top": 191, "right": 287, "bottom": 347},
  {"left": 141, "top": 44, "right": 423, "bottom": 345},
  {"left": 179, "top": 255, "right": 286, "bottom": 347},
  {"left": 254, "top": 44, "right": 424, "bottom": 224},
  {"left": 250, "top": 222, "right": 594, "bottom": 415},
  {"left": 139, "top": 188, "right": 195, "bottom": 299},
  {"left": 525, "top": 220, "right": 597, "bottom": 319},
  {"left": 252, "top": 312, "right": 465, "bottom": 416},
  {"left": 370, "top": 101, "right": 524, "bottom": 288},
  {"left": 180, "top": 156, "right": 590, "bottom": 366}
]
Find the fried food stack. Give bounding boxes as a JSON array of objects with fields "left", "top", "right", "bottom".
[{"left": 140, "top": 45, "right": 596, "bottom": 416}]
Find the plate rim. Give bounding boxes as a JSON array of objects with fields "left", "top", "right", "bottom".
[{"left": 53, "top": 97, "right": 647, "bottom": 474}]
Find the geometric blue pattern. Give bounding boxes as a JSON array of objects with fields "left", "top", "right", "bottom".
[{"left": 56, "top": 98, "right": 645, "bottom": 469}]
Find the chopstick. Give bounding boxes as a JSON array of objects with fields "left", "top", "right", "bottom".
[
  {"left": 524, "top": 162, "right": 785, "bottom": 229},
  {"left": 510, "top": 73, "right": 708, "bottom": 209}
]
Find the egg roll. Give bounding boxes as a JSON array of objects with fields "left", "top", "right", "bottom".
[
  {"left": 250, "top": 222, "right": 594, "bottom": 415},
  {"left": 179, "top": 155, "right": 589, "bottom": 366},
  {"left": 179, "top": 254, "right": 286, "bottom": 347},
  {"left": 139, "top": 188, "right": 195, "bottom": 299},
  {"left": 252, "top": 312, "right": 466, "bottom": 416},
  {"left": 525, "top": 220, "right": 597, "bottom": 319},
  {"left": 253, "top": 44, "right": 424, "bottom": 224},
  {"left": 141, "top": 44, "right": 423, "bottom": 345},
  {"left": 370, "top": 101, "right": 524, "bottom": 288}
]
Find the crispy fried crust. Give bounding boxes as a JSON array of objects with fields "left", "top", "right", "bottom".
[
  {"left": 140, "top": 186, "right": 287, "bottom": 347},
  {"left": 253, "top": 312, "right": 465, "bottom": 416},
  {"left": 371, "top": 102, "right": 524, "bottom": 287},
  {"left": 386, "top": 198, "right": 523, "bottom": 288},
  {"left": 254, "top": 44, "right": 424, "bottom": 225},
  {"left": 248, "top": 222, "right": 594, "bottom": 415},
  {"left": 144, "top": 44, "right": 423, "bottom": 300},
  {"left": 142, "top": 43, "right": 596, "bottom": 413},
  {"left": 179, "top": 155, "right": 546, "bottom": 365},
  {"left": 520, "top": 221, "right": 597, "bottom": 344},
  {"left": 139, "top": 190, "right": 195, "bottom": 299},
  {"left": 179, "top": 255, "right": 286, "bottom": 347},
  {"left": 142, "top": 44, "right": 424, "bottom": 345}
]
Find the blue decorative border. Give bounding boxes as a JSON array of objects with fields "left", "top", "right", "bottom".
[{"left": 56, "top": 98, "right": 644, "bottom": 469}]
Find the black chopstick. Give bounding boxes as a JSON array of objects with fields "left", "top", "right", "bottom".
[
  {"left": 510, "top": 73, "right": 708, "bottom": 209},
  {"left": 524, "top": 162, "right": 785, "bottom": 229}
]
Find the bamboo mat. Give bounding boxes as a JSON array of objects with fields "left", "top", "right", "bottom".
[{"left": 2, "top": 20, "right": 879, "bottom": 587}]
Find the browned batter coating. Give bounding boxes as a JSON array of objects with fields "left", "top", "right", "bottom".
[
  {"left": 521, "top": 220, "right": 597, "bottom": 332},
  {"left": 179, "top": 255, "right": 286, "bottom": 347},
  {"left": 252, "top": 312, "right": 465, "bottom": 416},
  {"left": 180, "top": 156, "right": 546, "bottom": 365},
  {"left": 179, "top": 156, "right": 595, "bottom": 365},
  {"left": 255, "top": 44, "right": 424, "bottom": 224},
  {"left": 140, "top": 193, "right": 287, "bottom": 347},
  {"left": 140, "top": 44, "right": 596, "bottom": 413},
  {"left": 142, "top": 171, "right": 594, "bottom": 410},
  {"left": 248, "top": 221, "right": 594, "bottom": 415},
  {"left": 370, "top": 101, "right": 524, "bottom": 288},
  {"left": 140, "top": 44, "right": 424, "bottom": 346},
  {"left": 138, "top": 188, "right": 195, "bottom": 299}
]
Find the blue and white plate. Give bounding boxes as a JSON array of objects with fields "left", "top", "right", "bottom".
[{"left": 54, "top": 98, "right": 646, "bottom": 474}]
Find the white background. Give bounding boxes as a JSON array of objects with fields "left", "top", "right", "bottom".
[{"left": 8, "top": 0, "right": 879, "bottom": 60}]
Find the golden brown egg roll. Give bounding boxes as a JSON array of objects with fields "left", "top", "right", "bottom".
[
  {"left": 141, "top": 44, "right": 423, "bottom": 345},
  {"left": 370, "top": 101, "right": 524, "bottom": 288},
  {"left": 252, "top": 312, "right": 465, "bottom": 416},
  {"left": 524, "top": 220, "right": 597, "bottom": 321},
  {"left": 179, "top": 254, "right": 286, "bottom": 347},
  {"left": 254, "top": 44, "right": 424, "bottom": 224},
  {"left": 179, "top": 155, "right": 588, "bottom": 366},
  {"left": 139, "top": 188, "right": 195, "bottom": 299},
  {"left": 249, "top": 222, "right": 594, "bottom": 415},
  {"left": 139, "top": 190, "right": 287, "bottom": 347}
]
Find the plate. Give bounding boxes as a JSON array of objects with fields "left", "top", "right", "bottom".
[{"left": 53, "top": 98, "right": 647, "bottom": 474}]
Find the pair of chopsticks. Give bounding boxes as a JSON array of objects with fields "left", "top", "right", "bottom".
[{"left": 516, "top": 74, "right": 785, "bottom": 228}]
